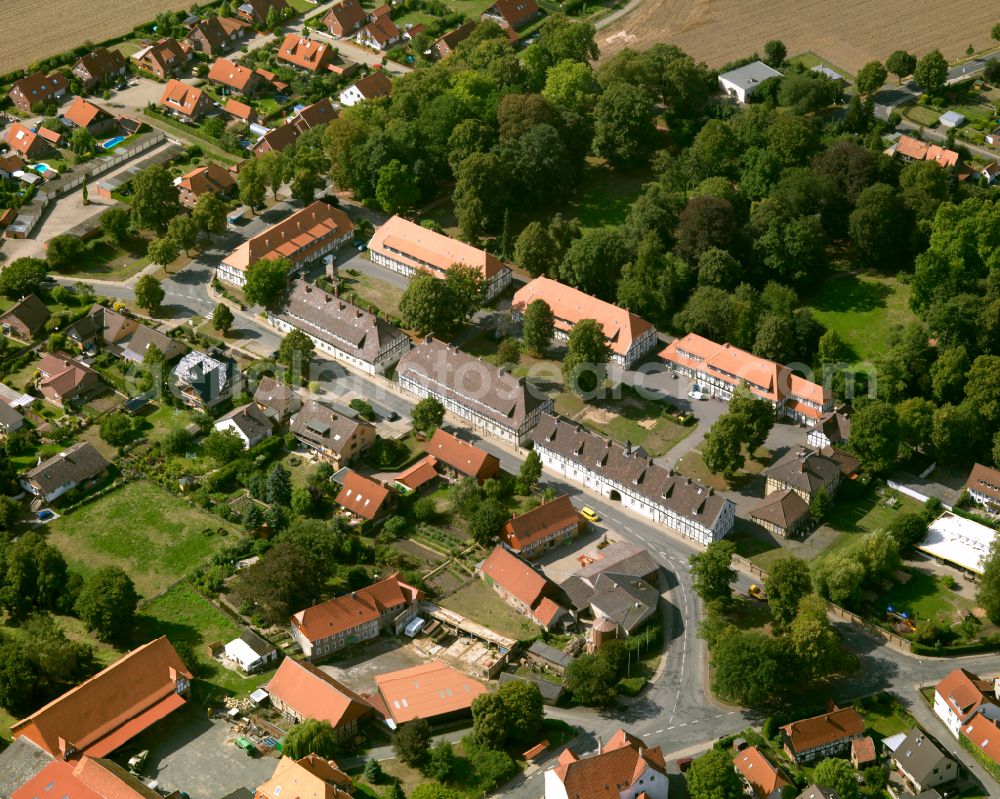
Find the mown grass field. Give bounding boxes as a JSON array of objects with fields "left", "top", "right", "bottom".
[{"left": 45, "top": 481, "right": 240, "bottom": 597}]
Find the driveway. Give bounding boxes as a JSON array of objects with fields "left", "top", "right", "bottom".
[
  {"left": 122, "top": 706, "right": 279, "bottom": 799},
  {"left": 319, "top": 637, "right": 425, "bottom": 694}
]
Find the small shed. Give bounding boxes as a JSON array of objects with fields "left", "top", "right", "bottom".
[
  {"left": 939, "top": 111, "right": 965, "bottom": 128},
  {"left": 811, "top": 64, "right": 845, "bottom": 84},
  {"left": 223, "top": 629, "right": 280, "bottom": 673}
]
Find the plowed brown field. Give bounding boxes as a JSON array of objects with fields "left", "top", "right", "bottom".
[
  {"left": 0, "top": 0, "right": 192, "bottom": 75},
  {"left": 599, "top": 0, "right": 998, "bottom": 73}
]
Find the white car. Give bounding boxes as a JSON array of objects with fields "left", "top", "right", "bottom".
[{"left": 688, "top": 390, "right": 706, "bottom": 400}]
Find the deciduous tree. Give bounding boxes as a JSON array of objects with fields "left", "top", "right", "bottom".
[
  {"left": 75, "top": 567, "right": 138, "bottom": 643},
  {"left": 764, "top": 556, "right": 812, "bottom": 628},
  {"left": 564, "top": 652, "right": 616, "bottom": 706},
  {"left": 686, "top": 748, "right": 743, "bottom": 799},
  {"left": 690, "top": 540, "right": 736, "bottom": 606},
  {"left": 399, "top": 273, "right": 464, "bottom": 336},
  {"left": 591, "top": 82, "right": 657, "bottom": 169},
  {"left": 412, "top": 397, "right": 445, "bottom": 434},
  {"left": 855, "top": 60, "right": 888, "bottom": 95},
  {"left": 562, "top": 318, "right": 611, "bottom": 394},
  {"left": 244, "top": 256, "right": 290, "bottom": 308},
  {"left": 212, "top": 303, "right": 234, "bottom": 335},
  {"left": 521, "top": 298, "right": 555, "bottom": 355},
  {"left": 762, "top": 40, "right": 786, "bottom": 68},
  {"left": 130, "top": 164, "right": 181, "bottom": 233},
  {"left": 914, "top": 49, "right": 948, "bottom": 94},
  {"left": 134, "top": 274, "right": 165, "bottom": 313},
  {"left": 886, "top": 50, "right": 917, "bottom": 82},
  {"left": 702, "top": 415, "right": 746, "bottom": 479},
  {"left": 276, "top": 329, "right": 315, "bottom": 377}
]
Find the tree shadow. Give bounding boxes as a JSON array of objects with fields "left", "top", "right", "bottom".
[{"left": 809, "top": 273, "right": 892, "bottom": 315}]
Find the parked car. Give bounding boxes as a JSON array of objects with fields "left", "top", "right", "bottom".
[
  {"left": 748, "top": 584, "right": 767, "bottom": 601},
  {"left": 235, "top": 737, "right": 258, "bottom": 756},
  {"left": 687, "top": 390, "right": 706, "bottom": 400},
  {"left": 580, "top": 506, "right": 600, "bottom": 523}
]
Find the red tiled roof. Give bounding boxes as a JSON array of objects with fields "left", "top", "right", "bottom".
[
  {"left": 966, "top": 463, "right": 1000, "bottom": 504},
  {"left": 37, "top": 127, "right": 62, "bottom": 144},
  {"left": 64, "top": 97, "right": 112, "bottom": 129},
  {"left": 278, "top": 34, "right": 333, "bottom": 72},
  {"left": 347, "top": 69, "right": 392, "bottom": 100},
  {"left": 502, "top": 494, "right": 582, "bottom": 552},
  {"left": 335, "top": 469, "right": 389, "bottom": 520},
  {"left": 481, "top": 545, "right": 548, "bottom": 609},
  {"left": 780, "top": 707, "right": 864, "bottom": 755},
  {"left": 734, "top": 746, "right": 788, "bottom": 798},
  {"left": 292, "top": 573, "right": 422, "bottom": 643},
  {"left": 375, "top": 661, "right": 486, "bottom": 724},
  {"left": 267, "top": 658, "right": 373, "bottom": 730},
  {"left": 963, "top": 713, "right": 1000, "bottom": 767},
  {"left": 395, "top": 455, "right": 439, "bottom": 491},
  {"left": 256, "top": 755, "right": 353, "bottom": 799},
  {"left": 552, "top": 729, "right": 667, "bottom": 799},
  {"left": 425, "top": 428, "right": 500, "bottom": 481},
  {"left": 936, "top": 668, "right": 997, "bottom": 723},
  {"left": 852, "top": 736, "right": 877, "bottom": 765},
  {"left": 160, "top": 79, "right": 206, "bottom": 117},
  {"left": 11, "top": 637, "right": 191, "bottom": 758},
  {"left": 369, "top": 215, "right": 506, "bottom": 282},
  {"left": 178, "top": 162, "right": 236, "bottom": 197},
  {"left": 224, "top": 98, "right": 255, "bottom": 120},
  {"left": 208, "top": 57, "right": 261, "bottom": 92},
  {"left": 4, "top": 123, "right": 45, "bottom": 156}
]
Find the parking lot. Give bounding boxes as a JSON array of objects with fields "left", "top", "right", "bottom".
[
  {"left": 320, "top": 637, "right": 426, "bottom": 694},
  {"left": 120, "top": 706, "right": 279, "bottom": 799}
]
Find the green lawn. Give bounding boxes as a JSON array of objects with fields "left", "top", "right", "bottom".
[
  {"left": 45, "top": 481, "right": 242, "bottom": 597},
  {"left": 134, "top": 582, "right": 276, "bottom": 697},
  {"left": 880, "top": 569, "right": 974, "bottom": 624},
  {"left": 48, "top": 236, "right": 152, "bottom": 282},
  {"left": 805, "top": 270, "right": 916, "bottom": 365},
  {"left": 855, "top": 693, "right": 917, "bottom": 740},
  {"left": 441, "top": 579, "right": 542, "bottom": 642},
  {"left": 561, "top": 157, "right": 650, "bottom": 232},
  {"left": 338, "top": 268, "right": 405, "bottom": 321},
  {"left": 904, "top": 105, "right": 941, "bottom": 126},
  {"left": 788, "top": 51, "right": 855, "bottom": 81},
  {"left": 137, "top": 403, "right": 204, "bottom": 443},
  {"left": 820, "top": 489, "right": 922, "bottom": 557}
]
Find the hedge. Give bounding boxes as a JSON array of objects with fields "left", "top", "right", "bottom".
[
  {"left": 961, "top": 732, "right": 1000, "bottom": 782},
  {"left": 911, "top": 639, "right": 1000, "bottom": 657}
]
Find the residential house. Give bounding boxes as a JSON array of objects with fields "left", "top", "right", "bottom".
[
  {"left": 290, "top": 399, "right": 376, "bottom": 467},
  {"left": 65, "top": 304, "right": 139, "bottom": 352},
  {"left": 850, "top": 736, "right": 876, "bottom": 769},
  {"left": 134, "top": 39, "right": 192, "bottom": 80},
  {"left": 11, "top": 637, "right": 190, "bottom": 758},
  {"left": 501, "top": 494, "right": 584, "bottom": 558},
  {"left": 36, "top": 127, "right": 63, "bottom": 148},
  {"left": 718, "top": 60, "right": 783, "bottom": 102},
  {"left": 338, "top": 69, "right": 392, "bottom": 106},
  {"left": 277, "top": 34, "right": 334, "bottom": 72},
  {"left": 4, "top": 124, "right": 54, "bottom": 159},
  {"left": 0, "top": 294, "right": 50, "bottom": 340},
  {"left": 121, "top": 324, "right": 187, "bottom": 364},
  {"left": 185, "top": 16, "right": 249, "bottom": 56},
  {"left": 0, "top": 403, "right": 25, "bottom": 436},
  {"left": 430, "top": 20, "right": 476, "bottom": 59},
  {"left": 266, "top": 280, "right": 410, "bottom": 375},
  {"left": 253, "top": 375, "right": 301, "bottom": 423},
  {"left": 214, "top": 403, "right": 273, "bottom": 449},
  {"left": 734, "top": 745, "right": 789, "bottom": 799},
  {"left": 933, "top": 668, "right": 1000, "bottom": 738},
  {"left": 481, "top": 0, "right": 540, "bottom": 31},
  {"left": 965, "top": 463, "right": 1000, "bottom": 511},
  {"left": 255, "top": 754, "right": 354, "bottom": 799},
  {"left": 356, "top": 7, "right": 401, "bottom": 51},
  {"left": 764, "top": 446, "right": 842, "bottom": 503},
  {"left": 890, "top": 729, "right": 956, "bottom": 794},
  {"left": 224, "top": 98, "right": 258, "bottom": 124},
  {"left": 177, "top": 162, "right": 236, "bottom": 207},
  {"left": 222, "top": 629, "right": 279, "bottom": 673},
  {"left": 207, "top": 57, "right": 268, "bottom": 96},
  {"left": 218, "top": 201, "right": 354, "bottom": 287},
  {"left": 291, "top": 573, "right": 422, "bottom": 659},
  {"left": 544, "top": 728, "right": 667, "bottom": 799},
  {"left": 795, "top": 787, "right": 840, "bottom": 799},
  {"left": 981, "top": 161, "right": 1000, "bottom": 184},
  {"left": 512, "top": 277, "right": 659, "bottom": 369},
  {"left": 960, "top": 714, "right": 1000, "bottom": 774},
  {"left": 20, "top": 442, "right": 109, "bottom": 503},
  {"left": 0, "top": 154, "right": 26, "bottom": 179},
  {"left": 534, "top": 413, "right": 736, "bottom": 544},
  {"left": 62, "top": 97, "right": 117, "bottom": 136},
  {"left": 159, "top": 80, "right": 212, "bottom": 119},
  {"left": 890, "top": 135, "right": 960, "bottom": 168},
  {"left": 393, "top": 455, "right": 440, "bottom": 493},
  {"left": 335, "top": 469, "right": 391, "bottom": 523},
  {"left": 170, "top": 350, "right": 243, "bottom": 408},
  {"left": 397, "top": 338, "right": 551, "bottom": 446},
  {"left": 425, "top": 428, "right": 501, "bottom": 483},
  {"left": 14, "top": 755, "right": 174, "bottom": 799},
  {"left": 72, "top": 48, "right": 127, "bottom": 90},
  {"left": 479, "top": 545, "right": 568, "bottom": 630},
  {"left": 36, "top": 353, "right": 103, "bottom": 407},
  {"left": 252, "top": 98, "right": 338, "bottom": 155},
  {"left": 748, "top": 489, "right": 811, "bottom": 538},
  {"left": 236, "top": 0, "right": 289, "bottom": 26},
  {"left": 661, "top": 333, "right": 833, "bottom": 425},
  {"left": 369, "top": 214, "right": 511, "bottom": 300},
  {"left": 8, "top": 72, "right": 68, "bottom": 112},
  {"left": 780, "top": 707, "right": 865, "bottom": 764},
  {"left": 807, "top": 409, "right": 851, "bottom": 450},
  {"left": 322, "top": 0, "right": 368, "bottom": 37},
  {"left": 374, "top": 661, "right": 486, "bottom": 728}
]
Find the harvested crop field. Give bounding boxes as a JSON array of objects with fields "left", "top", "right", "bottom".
[
  {"left": 599, "top": 0, "right": 999, "bottom": 73},
  {"left": 0, "top": 0, "right": 191, "bottom": 75}
]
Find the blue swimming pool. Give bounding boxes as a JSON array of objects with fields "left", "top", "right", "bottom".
[
  {"left": 102, "top": 135, "right": 126, "bottom": 149},
  {"left": 36, "top": 510, "right": 54, "bottom": 521},
  {"left": 33, "top": 163, "right": 52, "bottom": 173}
]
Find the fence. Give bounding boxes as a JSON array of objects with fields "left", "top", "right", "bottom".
[
  {"left": 730, "top": 554, "right": 914, "bottom": 653},
  {"left": 886, "top": 480, "right": 953, "bottom": 510}
]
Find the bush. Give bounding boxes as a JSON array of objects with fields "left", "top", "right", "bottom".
[
  {"left": 616, "top": 676, "right": 646, "bottom": 696},
  {"left": 413, "top": 496, "right": 437, "bottom": 522}
]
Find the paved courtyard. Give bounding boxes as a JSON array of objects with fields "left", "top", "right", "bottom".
[
  {"left": 319, "top": 637, "right": 425, "bottom": 694},
  {"left": 121, "top": 706, "right": 279, "bottom": 799}
]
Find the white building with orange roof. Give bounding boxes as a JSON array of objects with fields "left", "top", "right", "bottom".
[
  {"left": 660, "top": 333, "right": 833, "bottom": 426},
  {"left": 478, "top": 544, "right": 568, "bottom": 630},
  {"left": 255, "top": 753, "right": 354, "bottom": 799},
  {"left": 934, "top": 667, "right": 1000, "bottom": 738},
  {"left": 368, "top": 215, "right": 511, "bottom": 300},
  {"left": 218, "top": 201, "right": 355, "bottom": 287},
  {"left": 512, "top": 277, "right": 659, "bottom": 369},
  {"left": 373, "top": 661, "right": 486, "bottom": 728},
  {"left": 544, "top": 728, "right": 668, "bottom": 799}
]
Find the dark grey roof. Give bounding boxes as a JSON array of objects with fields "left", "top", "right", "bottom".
[
  {"left": 66, "top": 310, "right": 103, "bottom": 342},
  {"left": 748, "top": 488, "right": 810, "bottom": 530},
  {"left": 795, "top": 787, "right": 840, "bottom": 799},
  {"left": 894, "top": 729, "right": 953, "bottom": 786},
  {"left": 172, "top": 350, "right": 240, "bottom": 402},
  {"left": 587, "top": 573, "right": 658, "bottom": 634},
  {"left": 0, "top": 736, "right": 53, "bottom": 799},
  {"left": 816, "top": 411, "right": 851, "bottom": 443},
  {"left": 271, "top": 280, "right": 407, "bottom": 365},
  {"left": 238, "top": 628, "right": 276, "bottom": 658},
  {"left": 719, "top": 60, "right": 783, "bottom": 90},
  {"left": 125, "top": 324, "right": 186, "bottom": 362},
  {"left": 575, "top": 541, "right": 659, "bottom": 583},
  {"left": 560, "top": 575, "right": 596, "bottom": 611},
  {"left": 23, "top": 442, "right": 109, "bottom": 494},
  {"left": 498, "top": 671, "right": 563, "bottom": 703},
  {"left": 0, "top": 402, "right": 24, "bottom": 430},
  {"left": 253, "top": 375, "right": 302, "bottom": 419},
  {"left": 398, "top": 338, "right": 551, "bottom": 432},
  {"left": 533, "top": 413, "right": 733, "bottom": 531},
  {"left": 527, "top": 640, "right": 574, "bottom": 670},
  {"left": 765, "top": 446, "right": 841, "bottom": 493},
  {"left": 217, "top": 403, "right": 272, "bottom": 444},
  {"left": 291, "top": 399, "right": 373, "bottom": 455},
  {"left": 913, "top": 791, "right": 941, "bottom": 799},
  {"left": 1, "top": 294, "right": 50, "bottom": 335}
]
